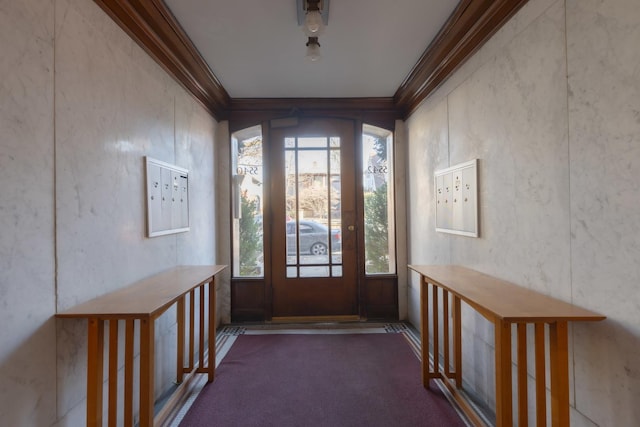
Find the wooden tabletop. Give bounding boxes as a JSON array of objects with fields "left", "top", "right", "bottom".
[
  {"left": 409, "top": 265, "right": 605, "bottom": 322},
  {"left": 56, "top": 265, "right": 226, "bottom": 319}
]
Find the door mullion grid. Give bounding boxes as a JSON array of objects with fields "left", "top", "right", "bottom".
[
  {"left": 326, "top": 141, "right": 333, "bottom": 266},
  {"left": 294, "top": 140, "right": 301, "bottom": 276}
]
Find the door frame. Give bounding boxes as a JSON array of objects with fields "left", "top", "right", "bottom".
[
  {"left": 267, "top": 117, "right": 360, "bottom": 319},
  {"left": 229, "top": 114, "right": 399, "bottom": 322}
]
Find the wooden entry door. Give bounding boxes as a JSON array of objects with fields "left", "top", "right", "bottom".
[{"left": 269, "top": 118, "right": 358, "bottom": 319}]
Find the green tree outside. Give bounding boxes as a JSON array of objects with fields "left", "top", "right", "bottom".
[
  {"left": 239, "top": 193, "right": 262, "bottom": 276},
  {"left": 364, "top": 182, "right": 390, "bottom": 273}
]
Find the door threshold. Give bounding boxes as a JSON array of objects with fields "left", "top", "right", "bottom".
[{"left": 270, "top": 315, "right": 360, "bottom": 324}]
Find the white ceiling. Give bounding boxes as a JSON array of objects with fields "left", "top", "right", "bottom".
[{"left": 164, "top": 0, "right": 460, "bottom": 99}]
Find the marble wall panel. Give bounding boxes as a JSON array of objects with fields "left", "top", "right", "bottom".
[
  {"left": 417, "top": 0, "right": 560, "bottom": 118},
  {"left": 445, "top": 5, "right": 574, "bottom": 406},
  {"left": 171, "top": 89, "right": 221, "bottom": 390},
  {"left": 0, "top": 1, "right": 57, "bottom": 425},
  {"left": 175, "top": 90, "right": 217, "bottom": 268},
  {"left": 54, "top": 0, "right": 178, "bottom": 411},
  {"left": 55, "top": 0, "right": 176, "bottom": 311},
  {"left": 406, "top": 0, "right": 640, "bottom": 423},
  {"left": 1, "top": 0, "right": 219, "bottom": 424},
  {"left": 394, "top": 119, "right": 409, "bottom": 319},
  {"left": 53, "top": 0, "right": 220, "bottom": 421},
  {"left": 214, "top": 122, "right": 232, "bottom": 325},
  {"left": 448, "top": 1, "right": 570, "bottom": 299},
  {"left": 405, "top": 97, "right": 451, "bottom": 327},
  {"left": 567, "top": 0, "right": 640, "bottom": 425}
]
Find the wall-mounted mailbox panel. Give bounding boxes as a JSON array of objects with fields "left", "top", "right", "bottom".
[
  {"left": 435, "top": 159, "right": 478, "bottom": 237},
  {"left": 146, "top": 157, "right": 189, "bottom": 237}
]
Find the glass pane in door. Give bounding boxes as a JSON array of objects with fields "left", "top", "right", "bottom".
[{"left": 284, "top": 136, "right": 342, "bottom": 278}]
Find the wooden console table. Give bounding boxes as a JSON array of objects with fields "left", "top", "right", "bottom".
[
  {"left": 408, "top": 265, "right": 605, "bottom": 427},
  {"left": 57, "top": 265, "right": 226, "bottom": 427}
]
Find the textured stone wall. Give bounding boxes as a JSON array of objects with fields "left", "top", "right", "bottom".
[{"left": 406, "top": 0, "right": 640, "bottom": 424}]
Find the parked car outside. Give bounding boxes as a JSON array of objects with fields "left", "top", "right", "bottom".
[{"left": 286, "top": 220, "right": 341, "bottom": 255}]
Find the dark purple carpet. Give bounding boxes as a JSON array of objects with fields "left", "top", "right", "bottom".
[{"left": 179, "top": 333, "right": 466, "bottom": 427}]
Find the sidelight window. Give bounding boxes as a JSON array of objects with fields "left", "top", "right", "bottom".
[
  {"left": 362, "top": 124, "right": 396, "bottom": 275},
  {"left": 231, "top": 125, "right": 264, "bottom": 278}
]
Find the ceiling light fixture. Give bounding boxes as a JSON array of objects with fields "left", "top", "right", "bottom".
[
  {"left": 303, "top": 1, "right": 324, "bottom": 36},
  {"left": 306, "top": 37, "right": 321, "bottom": 62},
  {"left": 297, "top": 0, "right": 329, "bottom": 61}
]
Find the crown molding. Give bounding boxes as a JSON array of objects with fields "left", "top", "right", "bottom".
[
  {"left": 94, "top": 0, "right": 231, "bottom": 120},
  {"left": 229, "top": 98, "right": 400, "bottom": 132},
  {"left": 394, "top": 0, "right": 529, "bottom": 118},
  {"left": 92, "top": 0, "right": 529, "bottom": 123},
  {"left": 230, "top": 97, "right": 397, "bottom": 112}
]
